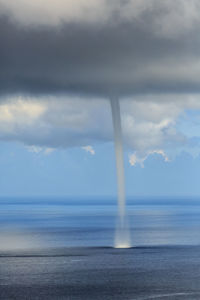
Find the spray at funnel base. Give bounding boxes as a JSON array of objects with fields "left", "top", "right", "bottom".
[{"left": 110, "top": 97, "right": 131, "bottom": 249}]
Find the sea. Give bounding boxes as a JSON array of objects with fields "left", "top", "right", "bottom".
[
  {"left": 2, "top": 197, "right": 200, "bottom": 299},
  {"left": 1, "top": 197, "right": 200, "bottom": 250}
]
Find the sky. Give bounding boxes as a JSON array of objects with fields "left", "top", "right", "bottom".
[{"left": 1, "top": 1, "right": 200, "bottom": 197}]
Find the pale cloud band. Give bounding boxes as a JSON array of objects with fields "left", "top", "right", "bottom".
[{"left": 0, "top": 95, "right": 199, "bottom": 166}]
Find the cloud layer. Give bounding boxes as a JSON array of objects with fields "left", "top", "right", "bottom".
[
  {"left": 1, "top": 1, "right": 200, "bottom": 165},
  {"left": 1, "top": 1, "right": 200, "bottom": 97},
  {"left": 0, "top": 95, "right": 200, "bottom": 165}
]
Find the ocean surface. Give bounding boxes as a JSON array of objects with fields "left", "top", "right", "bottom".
[
  {"left": 1, "top": 197, "right": 200, "bottom": 250},
  {"left": 2, "top": 197, "right": 200, "bottom": 299}
]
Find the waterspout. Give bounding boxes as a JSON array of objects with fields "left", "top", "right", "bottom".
[{"left": 110, "top": 97, "right": 130, "bottom": 248}]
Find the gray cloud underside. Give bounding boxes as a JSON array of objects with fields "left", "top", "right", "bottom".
[
  {"left": 1, "top": 1, "right": 200, "bottom": 164},
  {"left": 1, "top": 10, "right": 200, "bottom": 98}
]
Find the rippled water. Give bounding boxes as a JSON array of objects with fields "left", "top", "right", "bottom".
[{"left": 1, "top": 197, "right": 200, "bottom": 250}]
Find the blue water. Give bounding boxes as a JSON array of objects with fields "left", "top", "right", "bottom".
[{"left": 1, "top": 197, "right": 200, "bottom": 250}]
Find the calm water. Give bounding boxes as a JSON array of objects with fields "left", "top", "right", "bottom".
[
  {"left": 2, "top": 197, "right": 200, "bottom": 300},
  {"left": 1, "top": 197, "right": 200, "bottom": 250}
]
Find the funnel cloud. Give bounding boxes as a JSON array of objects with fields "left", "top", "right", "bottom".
[{"left": 110, "top": 97, "right": 130, "bottom": 247}]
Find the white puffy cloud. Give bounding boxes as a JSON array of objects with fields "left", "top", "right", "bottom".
[
  {"left": 82, "top": 146, "right": 95, "bottom": 155},
  {"left": 122, "top": 97, "right": 184, "bottom": 152},
  {"left": 121, "top": 95, "right": 200, "bottom": 164},
  {"left": 129, "top": 150, "right": 169, "bottom": 168},
  {"left": 0, "top": 95, "right": 111, "bottom": 147},
  {"left": 0, "top": 98, "right": 45, "bottom": 123},
  {"left": 27, "top": 146, "right": 55, "bottom": 155},
  {"left": 0, "top": 94, "right": 199, "bottom": 166}
]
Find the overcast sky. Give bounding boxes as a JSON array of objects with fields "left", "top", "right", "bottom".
[{"left": 1, "top": 1, "right": 200, "bottom": 196}]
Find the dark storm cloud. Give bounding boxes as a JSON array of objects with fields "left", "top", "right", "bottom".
[{"left": 1, "top": 3, "right": 200, "bottom": 98}]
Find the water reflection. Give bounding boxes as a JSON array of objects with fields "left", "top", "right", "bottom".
[{"left": 1, "top": 197, "right": 200, "bottom": 250}]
